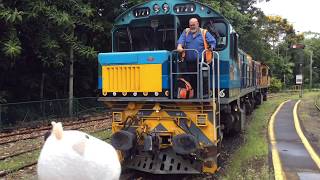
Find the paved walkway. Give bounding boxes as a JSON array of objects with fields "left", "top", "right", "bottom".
[{"left": 269, "top": 100, "right": 320, "bottom": 180}]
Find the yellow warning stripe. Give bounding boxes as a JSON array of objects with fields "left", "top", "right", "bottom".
[
  {"left": 293, "top": 100, "right": 320, "bottom": 169},
  {"left": 269, "top": 100, "right": 290, "bottom": 180}
]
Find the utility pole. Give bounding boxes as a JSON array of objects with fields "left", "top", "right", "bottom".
[
  {"left": 69, "top": 29, "right": 74, "bottom": 117},
  {"left": 309, "top": 51, "right": 313, "bottom": 89},
  {"left": 291, "top": 43, "right": 305, "bottom": 98},
  {"left": 299, "top": 64, "right": 303, "bottom": 98},
  {"left": 283, "top": 74, "right": 286, "bottom": 89}
]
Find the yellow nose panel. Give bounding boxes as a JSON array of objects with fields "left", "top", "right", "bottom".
[{"left": 102, "top": 64, "right": 162, "bottom": 93}]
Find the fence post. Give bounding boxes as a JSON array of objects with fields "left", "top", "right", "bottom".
[
  {"left": 0, "top": 104, "right": 2, "bottom": 131},
  {"left": 75, "top": 98, "right": 79, "bottom": 118}
]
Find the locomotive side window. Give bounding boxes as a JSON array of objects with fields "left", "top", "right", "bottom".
[
  {"left": 230, "top": 33, "right": 238, "bottom": 61},
  {"left": 203, "top": 21, "right": 227, "bottom": 50},
  {"left": 262, "top": 68, "right": 267, "bottom": 76}
]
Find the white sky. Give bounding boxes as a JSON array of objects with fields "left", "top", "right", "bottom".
[{"left": 255, "top": 0, "right": 320, "bottom": 33}]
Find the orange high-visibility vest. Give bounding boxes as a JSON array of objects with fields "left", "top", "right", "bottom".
[{"left": 182, "top": 28, "right": 213, "bottom": 63}]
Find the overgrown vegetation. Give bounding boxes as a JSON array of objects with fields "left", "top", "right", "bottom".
[
  {"left": 269, "top": 77, "right": 283, "bottom": 92},
  {"left": 221, "top": 92, "right": 300, "bottom": 179},
  {"left": 1, "top": 0, "right": 317, "bottom": 103}
]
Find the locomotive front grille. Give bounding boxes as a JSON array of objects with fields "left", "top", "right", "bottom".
[
  {"left": 126, "top": 148, "right": 201, "bottom": 174},
  {"left": 104, "top": 65, "right": 141, "bottom": 91},
  {"left": 102, "top": 64, "right": 162, "bottom": 94}
]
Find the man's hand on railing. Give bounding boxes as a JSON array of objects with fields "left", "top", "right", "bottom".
[
  {"left": 176, "top": 45, "right": 185, "bottom": 62},
  {"left": 177, "top": 44, "right": 184, "bottom": 53}
]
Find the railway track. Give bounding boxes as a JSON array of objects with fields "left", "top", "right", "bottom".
[
  {"left": 0, "top": 127, "right": 110, "bottom": 161},
  {"left": 0, "top": 127, "right": 112, "bottom": 178},
  {"left": 0, "top": 116, "right": 111, "bottom": 145},
  {"left": 0, "top": 114, "right": 246, "bottom": 179},
  {"left": 1, "top": 131, "right": 241, "bottom": 179},
  {"left": 0, "top": 114, "right": 111, "bottom": 138},
  {"left": 0, "top": 161, "right": 37, "bottom": 177}
]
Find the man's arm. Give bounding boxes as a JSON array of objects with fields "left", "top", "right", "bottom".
[
  {"left": 205, "top": 32, "right": 217, "bottom": 50},
  {"left": 177, "top": 30, "right": 186, "bottom": 52}
]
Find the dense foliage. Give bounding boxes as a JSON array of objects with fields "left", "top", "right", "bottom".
[
  {"left": 0, "top": 0, "right": 318, "bottom": 103},
  {"left": 0, "top": 0, "right": 127, "bottom": 102},
  {"left": 269, "top": 77, "right": 283, "bottom": 93}
]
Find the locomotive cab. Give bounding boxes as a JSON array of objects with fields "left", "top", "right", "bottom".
[{"left": 99, "top": 13, "right": 229, "bottom": 100}]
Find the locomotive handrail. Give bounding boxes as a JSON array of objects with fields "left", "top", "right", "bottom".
[
  {"left": 170, "top": 49, "right": 200, "bottom": 99},
  {"left": 169, "top": 49, "right": 220, "bottom": 110},
  {"left": 200, "top": 49, "right": 212, "bottom": 100},
  {"left": 213, "top": 51, "right": 221, "bottom": 140},
  {"left": 201, "top": 49, "right": 221, "bottom": 141}
]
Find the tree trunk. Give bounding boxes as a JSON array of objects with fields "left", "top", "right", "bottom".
[
  {"left": 40, "top": 71, "right": 45, "bottom": 100},
  {"left": 40, "top": 70, "right": 45, "bottom": 117}
]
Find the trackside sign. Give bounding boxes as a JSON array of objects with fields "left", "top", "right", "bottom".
[{"left": 296, "top": 74, "right": 303, "bottom": 84}]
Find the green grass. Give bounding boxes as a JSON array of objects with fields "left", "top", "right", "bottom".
[
  {"left": 299, "top": 91, "right": 320, "bottom": 121},
  {"left": 0, "top": 150, "right": 40, "bottom": 173},
  {"left": 221, "top": 92, "right": 300, "bottom": 180},
  {"left": 91, "top": 128, "right": 112, "bottom": 143}
]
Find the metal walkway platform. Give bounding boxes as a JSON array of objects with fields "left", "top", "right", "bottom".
[{"left": 269, "top": 100, "right": 320, "bottom": 180}]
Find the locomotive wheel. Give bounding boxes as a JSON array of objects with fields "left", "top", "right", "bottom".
[
  {"left": 255, "top": 93, "right": 262, "bottom": 105},
  {"left": 250, "top": 98, "right": 256, "bottom": 110},
  {"left": 263, "top": 93, "right": 267, "bottom": 101},
  {"left": 223, "top": 113, "right": 235, "bottom": 135},
  {"left": 250, "top": 101, "right": 254, "bottom": 112},
  {"left": 245, "top": 100, "right": 251, "bottom": 115},
  {"left": 232, "top": 112, "right": 241, "bottom": 133}
]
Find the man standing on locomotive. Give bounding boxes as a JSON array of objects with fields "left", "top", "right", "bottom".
[{"left": 176, "top": 18, "right": 216, "bottom": 98}]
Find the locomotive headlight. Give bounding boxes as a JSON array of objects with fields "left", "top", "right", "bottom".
[
  {"left": 162, "top": 3, "right": 169, "bottom": 13},
  {"left": 165, "top": 90, "right": 169, "bottom": 97},
  {"left": 112, "top": 112, "right": 122, "bottom": 123},
  {"left": 196, "top": 114, "right": 208, "bottom": 126},
  {"left": 153, "top": 4, "right": 160, "bottom": 13}
]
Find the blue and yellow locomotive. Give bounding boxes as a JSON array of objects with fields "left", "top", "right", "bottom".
[{"left": 98, "top": 0, "right": 270, "bottom": 175}]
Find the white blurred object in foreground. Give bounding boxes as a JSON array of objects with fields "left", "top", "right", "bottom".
[{"left": 37, "top": 122, "right": 121, "bottom": 180}]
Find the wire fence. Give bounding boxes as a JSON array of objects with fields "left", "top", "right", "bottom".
[{"left": 0, "top": 97, "right": 109, "bottom": 132}]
